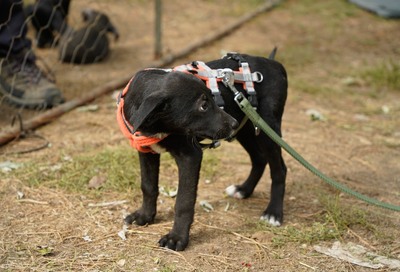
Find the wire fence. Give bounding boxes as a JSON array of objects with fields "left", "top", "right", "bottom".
[
  {"left": 0, "top": 0, "right": 275, "bottom": 150},
  {"left": 0, "top": 0, "right": 152, "bottom": 131}
]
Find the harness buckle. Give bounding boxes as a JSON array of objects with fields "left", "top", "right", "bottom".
[{"left": 116, "top": 91, "right": 122, "bottom": 106}]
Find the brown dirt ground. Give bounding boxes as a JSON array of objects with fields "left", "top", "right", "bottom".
[{"left": 1, "top": 0, "right": 400, "bottom": 271}]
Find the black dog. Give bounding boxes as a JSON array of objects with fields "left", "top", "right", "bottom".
[
  {"left": 59, "top": 9, "right": 119, "bottom": 64},
  {"left": 120, "top": 53, "right": 288, "bottom": 251}
]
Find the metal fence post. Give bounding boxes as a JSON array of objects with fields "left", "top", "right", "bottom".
[{"left": 155, "top": 0, "right": 162, "bottom": 59}]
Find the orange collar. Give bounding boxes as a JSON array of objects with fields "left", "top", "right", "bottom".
[{"left": 116, "top": 78, "right": 167, "bottom": 153}]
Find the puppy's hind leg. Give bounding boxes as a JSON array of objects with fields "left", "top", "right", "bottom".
[
  {"left": 225, "top": 124, "right": 268, "bottom": 199},
  {"left": 226, "top": 122, "right": 287, "bottom": 227},
  {"left": 125, "top": 152, "right": 160, "bottom": 226},
  {"left": 260, "top": 135, "right": 287, "bottom": 227}
]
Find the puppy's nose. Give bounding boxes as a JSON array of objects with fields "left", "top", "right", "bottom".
[{"left": 231, "top": 118, "right": 239, "bottom": 130}]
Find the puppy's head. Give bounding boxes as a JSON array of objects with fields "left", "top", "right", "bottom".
[
  {"left": 82, "top": 9, "right": 119, "bottom": 41},
  {"left": 125, "top": 70, "right": 238, "bottom": 140}
]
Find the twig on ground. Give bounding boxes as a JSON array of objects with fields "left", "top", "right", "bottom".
[
  {"left": 88, "top": 200, "right": 128, "bottom": 207},
  {"left": 197, "top": 253, "right": 237, "bottom": 268},
  {"left": 299, "top": 261, "right": 317, "bottom": 270},
  {"left": 17, "top": 199, "right": 49, "bottom": 205},
  {"left": 196, "top": 220, "right": 274, "bottom": 252},
  {"left": 347, "top": 228, "right": 377, "bottom": 251},
  {"left": 139, "top": 244, "right": 196, "bottom": 270}
]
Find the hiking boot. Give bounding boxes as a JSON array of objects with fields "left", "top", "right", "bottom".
[{"left": 0, "top": 50, "right": 64, "bottom": 109}]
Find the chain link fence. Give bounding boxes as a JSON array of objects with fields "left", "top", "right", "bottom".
[
  {"left": 1, "top": 0, "right": 148, "bottom": 130},
  {"left": 0, "top": 0, "right": 273, "bottom": 150}
]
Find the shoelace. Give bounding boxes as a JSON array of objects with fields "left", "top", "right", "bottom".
[{"left": 9, "top": 58, "right": 42, "bottom": 85}]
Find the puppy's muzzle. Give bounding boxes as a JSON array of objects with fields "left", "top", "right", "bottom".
[
  {"left": 230, "top": 118, "right": 239, "bottom": 131},
  {"left": 215, "top": 115, "right": 239, "bottom": 140},
  {"left": 227, "top": 118, "right": 239, "bottom": 138}
]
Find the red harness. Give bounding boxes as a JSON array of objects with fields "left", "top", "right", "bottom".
[
  {"left": 117, "top": 55, "right": 261, "bottom": 153},
  {"left": 174, "top": 59, "right": 262, "bottom": 108}
]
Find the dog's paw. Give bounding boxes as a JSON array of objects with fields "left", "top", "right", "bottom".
[
  {"left": 159, "top": 232, "right": 189, "bottom": 251},
  {"left": 260, "top": 202, "right": 283, "bottom": 227},
  {"left": 260, "top": 214, "right": 281, "bottom": 227},
  {"left": 124, "top": 210, "right": 154, "bottom": 226},
  {"left": 225, "top": 185, "right": 245, "bottom": 199}
]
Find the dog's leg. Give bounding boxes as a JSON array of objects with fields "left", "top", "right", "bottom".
[
  {"left": 125, "top": 152, "right": 160, "bottom": 226},
  {"left": 226, "top": 123, "right": 268, "bottom": 199},
  {"left": 226, "top": 122, "right": 286, "bottom": 227},
  {"left": 261, "top": 144, "right": 286, "bottom": 226},
  {"left": 159, "top": 140, "right": 203, "bottom": 251}
]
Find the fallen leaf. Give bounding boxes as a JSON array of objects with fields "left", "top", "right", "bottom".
[
  {"left": 314, "top": 241, "right": 400, "bottom": 270},
  {"left": 17, "top": 191, "right": 24, "bottom": 199},
  {"left": 159, "top": 186, "right": 177, "bottom": 198},
  {"left": 199, "top": 200, "right": 214, "bottom": 212},
  {"left": 88, "top": 175, "right": 107, "bottom": 189},
  {"left": 117, "top": 259, "right": 126, "bottom": 267},
  {"left": 36, "top": 245, "right": 54, "bottom": 256},
  {"left": 306, "top": 109, "right": 325, "bottom": 121},
  {"left": 381, "top": 105, "right": 390, "bottom": 114},
  {"left": 118, "top": 225, "right": 128, "bottom": 240},
  {"left": 0, "top": 161, "right": 23, "bottom": 173},
  {"left": 82, "top": 235, "right": 92, "bottom": 242}
]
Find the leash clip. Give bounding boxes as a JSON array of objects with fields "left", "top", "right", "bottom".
[
  {"left": 218, "top": 68, "right": 239, "bottom": 94},
  {"left": 234, "top": 92, "right": 245, "bottom": 105}
]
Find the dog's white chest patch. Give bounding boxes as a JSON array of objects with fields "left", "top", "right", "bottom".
[{"left": 150, "top": 143, "right": 167, "bottom": 154}]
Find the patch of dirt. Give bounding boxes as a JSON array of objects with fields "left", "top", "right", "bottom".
[{"left": 1, "top": 0, "right": 399, "bottom": 271}]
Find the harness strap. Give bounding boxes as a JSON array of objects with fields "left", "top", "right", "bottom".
[
  {"left": 174, "top": 57, "right": 262, "bottom": 108},
  {"left": 116, "top": 77, "right": 167, "bottom": 153},
  {"left": 223, "top": 52, "right": 259, "bottom": 108},
  {"left": 174, "top": 61, "right": 225, "bottom": 108}
]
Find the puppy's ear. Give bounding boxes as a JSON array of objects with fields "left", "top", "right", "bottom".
[
  {"left": 107, "top": 23, "right": 119, "bottom": 41},
  {"left": 130, "top": 94, "right": 164, "bottom": 133}
]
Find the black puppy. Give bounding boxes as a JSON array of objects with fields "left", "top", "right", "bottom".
[
  {"left": 59, "top": 9, "right": 119, "bottom": 64},
  {"left": 24, "top": 0, "right": 70, "bottom": 48},
  {"left": 121, "top": 53, "right": 288, "bottom": 251}
]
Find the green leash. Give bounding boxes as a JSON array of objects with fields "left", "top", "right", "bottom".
[
  {"left": 218, "top": 68, "right": 399, "bottom": 212},
  {"left": 234, "top": 93, "right": 400, "bottom": 212}
]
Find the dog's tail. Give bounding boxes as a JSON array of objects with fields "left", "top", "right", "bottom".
[{"left": 268, "top": 47, "right": 278, "bottom": 60}]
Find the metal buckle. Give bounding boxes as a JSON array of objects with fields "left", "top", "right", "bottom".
[
  {"left": 116, "top": 91, "right": 122, "bottom": 105},
  {"left": 254, "top": 71, "right": 263, "bottom": 83}
]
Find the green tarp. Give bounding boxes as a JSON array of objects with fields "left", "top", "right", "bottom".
[{"left": 349, "top": 0, "right": 400, "bottom": 18}]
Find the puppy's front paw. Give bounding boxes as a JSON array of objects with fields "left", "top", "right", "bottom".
[
  {"left": 124, "top": 210, "right": 154, "bottom": 226},
  {"left": 225, "top": 185, "right": 245, "bottom": 199},
  {"left": 260, "top": 214, "right": 282, "bottom": 227},
  {"left": 260, "top": 205, "right": 283, "bottom": 227},
  {"left": 159, "top": 232, "right": 189, "bottom": 251}
]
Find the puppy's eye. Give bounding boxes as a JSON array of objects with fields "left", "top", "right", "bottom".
[{"left": 199, "top": 101, "right": 208, "bottom": 112}]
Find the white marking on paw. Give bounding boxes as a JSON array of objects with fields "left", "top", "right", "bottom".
[
  {"left": 225, "top": 185, "right": 244, "bottom": 199},
  {"left": 260, "top": 214, "right": 281, "bottom": 227},
  {"left": 225, "top": 185, "right": 236, "bottom": 196}
]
